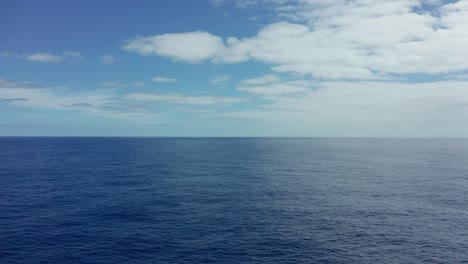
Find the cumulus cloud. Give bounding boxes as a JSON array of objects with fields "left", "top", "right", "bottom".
[
  {"left": 123, "top": 0, "right": 468, "bottom": 79},
  {"left": 125, "top": 93, "right": 246, "bottom": 105},
  {"left": 152, "top": 76, "right": 177, "bottom": 83},
  {"left": 1, "top": 51, "right": 82, "bottom": 62},
  {"left": 123, "top": 32, "right": 225, "bottom": 63}
]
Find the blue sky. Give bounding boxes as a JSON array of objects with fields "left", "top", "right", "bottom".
[{"left": 1, "top": 0, "right": 468, "bottom": 137}]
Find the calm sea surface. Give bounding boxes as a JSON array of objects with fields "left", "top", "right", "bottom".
[{"left": 1, "top": 137, "right": 467, "bottom": 263}]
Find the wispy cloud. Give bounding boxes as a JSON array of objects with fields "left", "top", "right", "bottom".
[
  {"left": 99, "top": 81, "right": 127, "bottom": 88},
  {"left": 210, "top": 75, "right": 231, "bottom": 85},
  {"left": 152, "top": 76, "right": 177, "bottom": 83},
  {"left": 131, "top": 82, "right": 145, "bottom": 87},
  {"left": 237, "top": 74, "right": 311, "bottom": 96},
  {"left": 239, "top": 74, "right": 280, "bottom": 86},
  {"left": 211, "top": 79, "right": 468, "bottom": 136},
  {"left": 1, "top": 51, "right": 82, "bottom": 62},
  {"left": 100, "top": 55, "right": 118, "bottom": 64},
  {"left": 238, "top": 83, "right": 308, "bottom": 96},
  {"left": 0, "top": 78, "right": 155, "bottom": 122},
  {"left": 0, "top": 98, "right": 28, "bottom": 103},
  {"left": 0, "top": 78, "right": 42, "bottom": 89},
  {"left": 235, "top": 0, "right": 263, "bottom": 8},
  {"left": 99, "top": 81, "right": 145, "bottom": 88},
  {"left": 125, "top": 93, "right": 246, "bottom": 105}
]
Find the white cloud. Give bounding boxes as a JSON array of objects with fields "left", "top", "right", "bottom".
[
  {"left": 100, "top": 81, "right": 127, "bottom": 88},
  {"left": 1, "top": 51, "right": 82, "bottom": 62},
  {"left": 234, "top": 0, "right": 287, "bottom": 8},
  {"left": 152, "top": 76, "right": 177, "bottom": 83},
  {"left": 210, "top": 75, "right": 231, "bottom": 85},
  {"left": 210, "top": 0, "right": 288, "bottom": 8},
  {"left": 215, "top": 79, "right": 468, "bottom": 136},
  {"left": 235, "top": 0, "right": 258, "bottom": 8},
  {"left": 125, "top": 93, "right": 246, "bottom": 105},
  {"left": 239, "top": 74, "right": 280, "bottom": 86},
  {"left": 0, "top": 78, "right": 40, "bottom": 88},
  {"left": 101, "top": 55, "right": 117, "bottom": 64},
  {"left": 123, "top": 32, "right": 225, "bottom": 63},
  {"left": 3, "top": 75, "right": 468, "bottom": 136},
  {"left": 123, "top": 0, "right": 468, "bottom": 80},
  {"left": 0, "top": 78, "right": 155, "bottom": 122},
  {"left": 26, "top": 53, "right": 63, "bottom": 62},
  {"left": 238, "top": 83, "right": 308, "bottom": 96},
  {"left": 237, "top": 74, "right": 311, "bottom": 95},
  {"left": 240, "top": 0, "right": 468, "bottom": 78},
  {"left": 100, "top": 81, "right": 146, "bottom": 88}
]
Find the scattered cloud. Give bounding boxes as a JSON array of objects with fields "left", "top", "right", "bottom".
[
  {"left": 100, "top": 81, "right": 127, "bottom": 88},
  {"left": 152, "top": 76, "right": 177, "bottom": 83},
  {"left": 0, "top": 79, "right": 155, "bottom": 122},
  {"left": 0, "top": 78, "right": 42, "bottom": 89},
  {"left": 125, "top": 93, "right": 246, "bottom": 105},
  {"left": 0, "top": 98, "right": 28, "bottom": 103},
  {"left": 123, "top": 32, "right": 225, "bottom": 63},
  {"left": 264, "top": 80, "right": 468, "bottom": 120},
  {"left": 212, "top": 79, "right": 468, "bottom": 137},
  {"left": 238, "top": 82, "right": 308, "bottom": 96},
  {"left": 4, "top": 1, "right": 468, "bottom": 136},
  {"left": 239, "top": 74, "right": 280, "bottom": 86},
  {"left": 26, "top": 53, "right": 63, "bottom": 62},
  {"left": 237, "top": 74, "right": 311, "bottom": 96},
  {"left": 235, "top": 0, "right": 262, "bottom": 8},
  {"left": 3, "top": 74, "right": 468, "bottom": 135},
  {"left": 100, "top": 55, "right": 118, "bottom": 64},
  {"left": 210, "top": 75, "right": 231, "bottom": 85},
  {"left": 124, "top": 1, "right": 468, "bottom": 80},
  {"left": 1, "top": 51, "right": 82, "bottom": 62},
  {"left": 100, "top": 81, "right": 146, "bottom": 88}
]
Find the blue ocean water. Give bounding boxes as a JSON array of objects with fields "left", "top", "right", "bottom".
[{"left": 0, "top": 137, "right": 467, "bottom": 263}]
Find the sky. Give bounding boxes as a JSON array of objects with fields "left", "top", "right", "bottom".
[{"left": 1, "top": 0, "right": 468, "bottom": 137}]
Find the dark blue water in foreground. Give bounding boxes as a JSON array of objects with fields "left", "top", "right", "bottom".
[{"left": 1, "top": 138, "right": 468, "bottom": 263}]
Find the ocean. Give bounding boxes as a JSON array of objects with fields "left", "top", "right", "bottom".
[{"left": 1, "top": 137, "right": 467, "bottom": 263}]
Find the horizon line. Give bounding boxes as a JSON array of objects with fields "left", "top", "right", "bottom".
[{"left": 1, "top": 136, "right": 467, "bottom": 139}]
